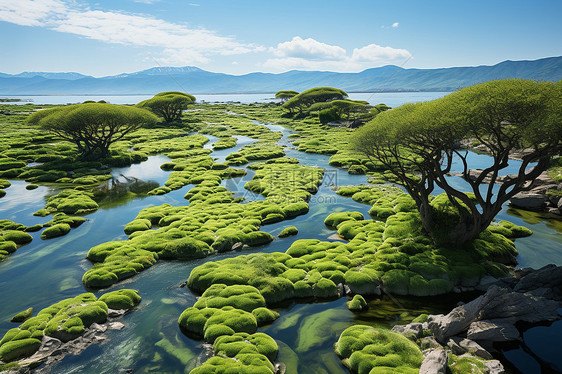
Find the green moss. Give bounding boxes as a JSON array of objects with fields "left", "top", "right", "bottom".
[
  {"left": 0, "top": 293, "right": 112, "bottom": 361},
  {"left": 447, "top": 353, "right": 488, "bottom": 374},
  {"left": 252, "top": 308, "right": 280, "bottom": 326},
  {"left": 159, "top": 237, "right": 213, "bottom": 260},
  {"left": 214, "top": 332, "right": 278, "bottom": 362},
  {"left": 41, "top": 223, "right": 71, "bottom": 239},
  {"left": 191, "top": 354, "right": 276, "bottom": 374},
  {"left": 194, "top": 284, "right": 266, "bottom": 312},
  {"left": 334, "top": 325, "right": 423, "bottom": 374},
  {"left": 243, "top": 231, "right": 274, "bottom": 246},
  {"left": 0, "top": 241, "right": 17, "bottom": 254},
  {"left": 1, "top": 230, "right": 32, "bottom": 245},
  {"left": 411, "top": 313, "right": 428, "bottom": 323},
  {"left": 45, "top": 190, "right": 99, "bottom": 215},
  {"left": 346, "top": 295, "right": 367, "bottom": 311},
  {"left": 0, "top": 338, "right": 42, "bottom": 362},
  {"left": 324, "top": 211, "right": 364, "bottom": 228},
  {"left": 279, "top": 226, "right": 298, "bottom": 238},
  {"left": 123, "top": 219, "right": 152, "bottom": 235},
  {"left": 99, "top": 289, "right": 141, "bottom": 310},
  {"left": 10, "top": 308, "right": 33, "bottom": 323}
]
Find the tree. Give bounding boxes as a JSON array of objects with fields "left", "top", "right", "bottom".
[
  {"left": 330, "top": 99, "right": 370, "bottom": 121},
  {"left": 137, "top": 91, "right": 196, "bottom": 122},
  {"left": 282, "top": 87, "right": 348, "bottom": 114},
  {"left": 28, "top": 103, "right": 157, "bottom": 160},
  {"left": 275, "top": 90, "right": 299, "bottom": 103},
  {"left": 352, "top": 79, "right": 561, "bottom": 246}
]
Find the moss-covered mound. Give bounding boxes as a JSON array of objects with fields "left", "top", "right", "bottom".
[
  {"left": 0, "top": 294, "right": 106, "bottom": 361},
  {"left": 44, "top": 190, "right": 99, "bottom": 215},
  {"left": 225, "top": 142, "right": 285, "bottom": 166},
  {"left": 279, "top": 226, "right": 298, "bottom": 238},
  {"left": 41, "top": 223, "right": 71, "bottom": 239},
  {"left": 190, "top": 332, "right": 279, "bottom": 373},
  {"left": 99, "top": 289, "right": 141, "bottom": 310},
  {"left": 346, "top": 295, "right": 367, "bottom": 312},
  {"left": 334, "top": 325, "right": 423, "bottom": 374},
  {"left": 0, "top": 289, "right": 140, "bottom": 362},
  {"left": 245, "top": 162, "right": 323, "bottom": 204},
  {"left": 10, "top": 308, "right": 33, "bottom": 323},
  {"left": 194, "top": 284, "right": 266, "bottom": 312}
]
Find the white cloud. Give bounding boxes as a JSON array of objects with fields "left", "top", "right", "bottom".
[
  {"left": 352, "top": 43, "right": 411, "bottom": 63},
  {"left": 392, "top": 22, "right": 399, "bottom": 28},
  {"left": 0, "top": 0, "right": 67, "bottom": 26},
  {"left": 271, "top": 36, "right": 346, "bottom": 61},
  {"left": 0, "top": 0, "right": 261, "bottom": 64},
  {"left": 264, "top": 37, "right": 412, "bottom": 72}
]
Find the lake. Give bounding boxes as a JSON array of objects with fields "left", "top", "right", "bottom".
[{"left": 1, "top": 92, "right": 449, "bottom": 107}]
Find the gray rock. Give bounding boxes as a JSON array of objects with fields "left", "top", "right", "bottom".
[
  {"left": 419, "top": 349, "right": 448, "bottom": 374},
  {"left": 467, "top": 320, "right": 520, "bottom": 342},
  {"left": 510, "top": 192, "right": 545, "bottom": 210},
  {"left": 108, "top": 322, "right": 125, "bottom": 330},
  {"left": 476, "top": 275, "right": 499, "bottom": 291},
  {"left": 108, "top": 309, "right": 126, "bottom": 318},
  {"left": 514, "top": 264, "right": 562, "bottom": 298},
  {"left": 428, "top": 285, "right": 559, "bottom": 342},
  {"left": 391, "top": 323, "right": 423, "bottom": 340},
  {"left": 446, "top": 338, "right": 465, "bottom": 355},
  {"left": 420, "top": 336, "right": 442, "bottom": 351},
  {"left": 458, "top": 338, "right": 493, "bottom": 360},
  {"left": 484, "top": 359, "right": 507, "bottom": 374},
  {"left": 90, "top": 322, "right": 107, "bottom": 333}
]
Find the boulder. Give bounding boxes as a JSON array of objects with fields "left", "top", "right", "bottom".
[
  {"left": 457, "top": 338, "right": 493, "bottom": 360},
  {"left": 420, "top": 336, "right": 442, "bottom": 351},
  {"left": 466, "top": 320, "right": 520, "bottom": 342},
  {"left": 513, "top": 264, "right": 562, "bottom": 299},
  {"left": 428, "top": 285, "right": 559, "bottom": 342},
  {"left": 484, "top": 359, "right": 507, "bottom": 374},
  {"left": 391, "top": 323, "right": 423, "bottom": 340},
  {"left": 419, "top": 349, "right": 447, "bottom": 374},
  {"left": 510, "top": 192, "right": 545, "bottom": 210}
]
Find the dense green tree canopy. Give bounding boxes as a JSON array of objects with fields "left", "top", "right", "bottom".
[
  {"left": 28, "top": 103, "right": 157, "bottom": 160},
  {"left": 282, "top": 87, "right": 347, "bottom": 113},
  {"left": 137, "top": 91, "right": 196, "bottom": 122},
  {"left": 275, "top": 90, "right": 299, "bottom": 103},
  {"left": 352, "top": 79, "right": 561, "bottom": 245}
]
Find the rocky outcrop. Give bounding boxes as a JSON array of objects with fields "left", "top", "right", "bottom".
[{"left": 391, "top": 265, "right": 562, "bottom": 374}]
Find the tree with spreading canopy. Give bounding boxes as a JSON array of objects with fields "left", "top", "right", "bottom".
[
  {"left": 282, "top": 87, "right": 347, "bottom": 114},
  {"left": 275, "top": 90, "right": 299, "bottom": 103},
  {"left": 137, "top": 91, "right": 196, "bottom": 122},
  {"left": 28, "top": 103, "right": 158, "bottom": 160},
  {"left": 352, "top": 79, "right": 561, "bottom": 246}
]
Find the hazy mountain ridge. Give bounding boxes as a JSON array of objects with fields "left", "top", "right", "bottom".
[{"left": 1, "top": 56, "right": 560, "bottom": 95}]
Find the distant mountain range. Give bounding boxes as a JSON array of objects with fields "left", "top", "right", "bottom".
[{"left": 1, "top": 56, "right": 561, "bottom": 95}]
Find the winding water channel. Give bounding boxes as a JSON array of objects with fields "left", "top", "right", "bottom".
[{"left": 0, "top": 119, "right": 561, "bottom": 373}]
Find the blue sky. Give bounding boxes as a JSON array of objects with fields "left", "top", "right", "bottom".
[{"left": 1, "top": 0, "right": 561, "bottom": 76}]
